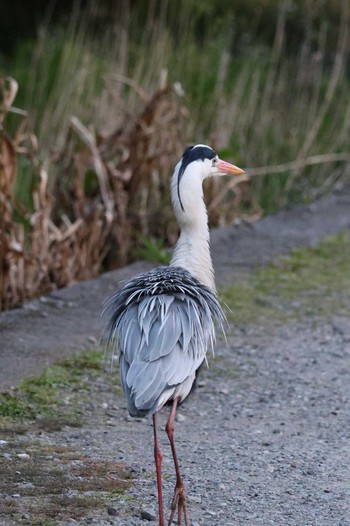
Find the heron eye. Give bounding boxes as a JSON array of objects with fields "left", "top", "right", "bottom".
[{"left": 212, "top": 158, "right": 217, "bottom": 166}]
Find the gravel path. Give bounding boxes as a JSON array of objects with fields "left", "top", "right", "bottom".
[
  {"left": 29, "top": 317, "right": 349, "bottom": 526},
  {"left": 4, "top": 312, "right": 348, "bottom": 525},
  {"left": 1, "top": 187, "right": 350, "bottom": 526}
]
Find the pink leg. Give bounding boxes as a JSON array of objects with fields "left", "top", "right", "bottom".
[
  {"left": 153, "top": 413, "right": 165, "bottom": 526},
  {"left": 165, "top": 398, "right": 189, "bottom": 526}
]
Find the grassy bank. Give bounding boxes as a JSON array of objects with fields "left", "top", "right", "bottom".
[{"left": 221, "top": 232, "right": 350, "bottom": 328}]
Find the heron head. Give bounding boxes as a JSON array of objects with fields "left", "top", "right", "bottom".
[
  {"left": 174, "top": 144, "right": 244, "bottom": 212},
  {"left": 179, "top": 144, "right": 244, "bottom": 180}
]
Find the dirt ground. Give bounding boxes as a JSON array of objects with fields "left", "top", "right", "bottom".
[{"left": 1, "top": 186, "right": 350, "bottom": 526}]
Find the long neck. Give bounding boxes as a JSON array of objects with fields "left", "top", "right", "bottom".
[{"left": 170, "top": 170, "right": 215, "bottom": 290}]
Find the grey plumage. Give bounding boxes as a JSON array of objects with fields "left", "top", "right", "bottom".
[{"left": 104, "top": 265, "right": 226, "bottom": 417}]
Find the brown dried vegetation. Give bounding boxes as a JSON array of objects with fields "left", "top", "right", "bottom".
[{"left": 0, "top": 78, "right": 196, "bottom": 310}]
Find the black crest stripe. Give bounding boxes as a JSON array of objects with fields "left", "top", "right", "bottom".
[{"left": 177, "top": 145, "right": 216, "bottom": 212}]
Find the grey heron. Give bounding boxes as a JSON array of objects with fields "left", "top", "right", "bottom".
[{"left": 104, "top": 145, "right": 244, "bottom": 525}]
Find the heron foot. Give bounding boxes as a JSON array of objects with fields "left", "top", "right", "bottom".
[{"left": 167, "top": 483, "right": 189, "bottom": 526}]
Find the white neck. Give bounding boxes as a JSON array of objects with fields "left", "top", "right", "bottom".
[{"left": 170, "top": 163, "right": 215, "bottom": 290}]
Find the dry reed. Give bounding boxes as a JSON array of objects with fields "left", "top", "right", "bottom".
[{"left": 0, "top": 78, "right": 188, "bottom": 310}]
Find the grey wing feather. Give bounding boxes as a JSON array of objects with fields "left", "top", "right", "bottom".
[
  {"left": 103, "top": 266, "right": 226, "bottom": 417},
  {"left": 133, "top": 361, "right": 166, "bottom": 410},
  {"left": 118, "top": 296, "right": 207, "bottom": 414},
  {"left": 138, "top": 299, "right": 180, "bottom": 361},
  {"left": 161, "top": 343, "right": 199, "bottom": 385}
]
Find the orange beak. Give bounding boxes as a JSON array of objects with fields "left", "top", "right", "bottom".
[{"left": 217, "top": 159, "right": 245, "bottom": 175}]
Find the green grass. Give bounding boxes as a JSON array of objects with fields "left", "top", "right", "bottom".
[
  {"left": 0, "top": 349, "right": 112, "bottom": 431},
  {"left": 220, "top": 232, "right": 350, "bottom": 328},
  {"left": 5, "top": 2, "right": 350, "bottom": 208},
  {"left": 136, "top": 235, "right": 171, "bottom": 264}
]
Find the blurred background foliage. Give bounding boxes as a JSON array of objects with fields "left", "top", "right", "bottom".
[
  {"left": 0, "top": 0, "right": 346, "bottom": 59},
  {"left": 0, "top": 0, "right": 350, "bottom": 309}
]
